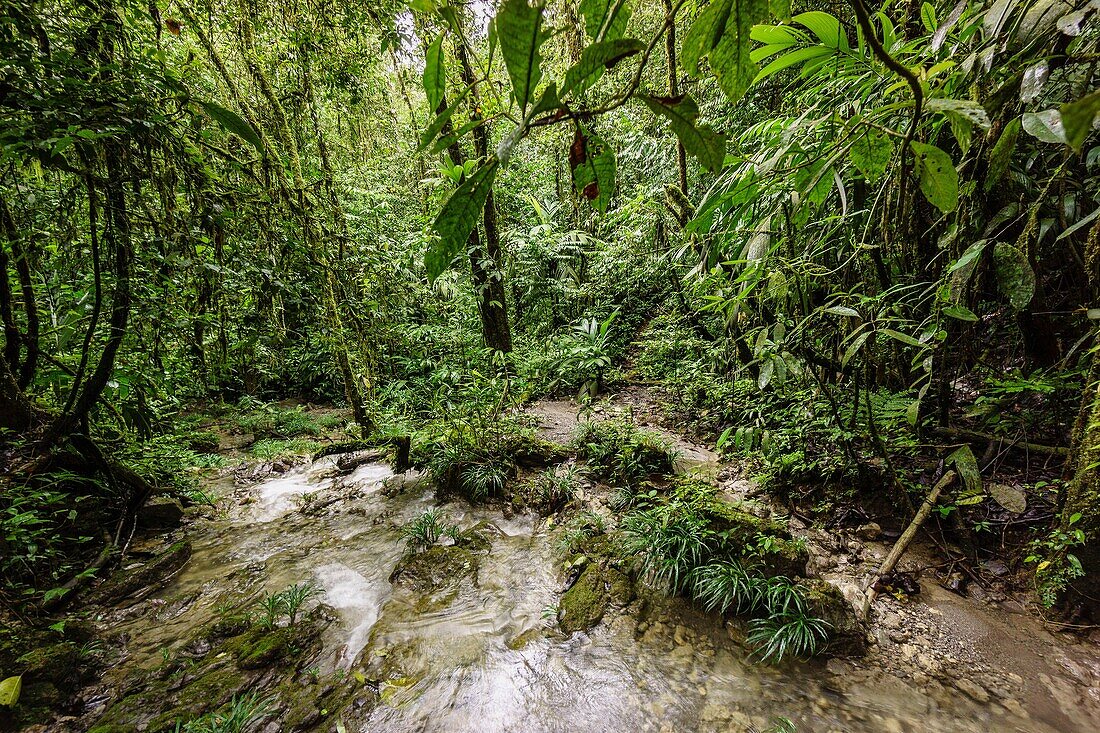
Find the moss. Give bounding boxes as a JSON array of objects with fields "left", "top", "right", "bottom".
[
  {"left": 505, "top": 628, "right": 546, "bottom": 650},
  {"left": 389, "top": 545, "right": 479, "bottom": 595},
  {"left": 558, "top": 565, "right": 608, "bottom": 633},
  {"left": 796, "top": 579, "right": 867, "bottom": 655},
  {"left": 230, "top": 626, "right": 295, "bottom": 670},
  {"left": 87, "top": 539, "right": 192, "bottom": 605},
  {"left": 501, "top": 433, "right": 568, "bottom": 468},
  {"left": 16, "top": 641, "right": 80, "bottom": 683}
]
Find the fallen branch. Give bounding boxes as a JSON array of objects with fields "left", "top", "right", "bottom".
[
  {"left": 860, "top": 470, "right": 956, "bottom": 620},
  {"left": 932, "top": 426, "right": 1069, "bottom": 457}
]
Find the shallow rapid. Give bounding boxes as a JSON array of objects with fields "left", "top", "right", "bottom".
[{"left": 91, "top": 455, "right": 1100, "bottom": 733}]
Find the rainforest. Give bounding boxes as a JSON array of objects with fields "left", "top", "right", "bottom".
[{"left": 2, "top": 0, "right": 1100, "bottom": 731}]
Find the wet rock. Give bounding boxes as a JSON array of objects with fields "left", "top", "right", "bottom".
[
  {"left": 389, "top": 545, "right": 479, "bottom": 592},
  {"left": 856, "top": 522, "right": 882, "bottom": 541},
  {"left": 982, "top": 558, "right": 1010, "bottom": 577},
  {"left": 797, "top": 579, "right": 868, "bottom": 655},
  {"left": 559, "top": 565, "right": 609, "bottom": 633},
  {"left": 942, "top": 572, "right": 968, "bottom": 594},
  {"left": 87, "top": 539, "right": 192, "bottom": 606},
  {"left": 137, "top": 496, "right": 185, "bottom": 531}
]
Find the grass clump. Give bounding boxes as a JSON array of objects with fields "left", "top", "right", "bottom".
[
  {"left": 401, "top": 508, "right": 460, "bottom": 551},
  {"left": 254, "top": 582, "right": 323, "bottom": 629},
  {"left": 572, "top": 418, "right": 677, "bottom": 484},
  {"left": 174, "top": 690, "right": 272, "bottom": 733}
]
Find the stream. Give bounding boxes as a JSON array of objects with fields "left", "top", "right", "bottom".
[{"left": 85, "top": 448, "right": 1100, "bottom": 733}]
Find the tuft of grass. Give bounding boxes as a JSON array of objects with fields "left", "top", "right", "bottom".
[
  {"left": 254, "top": 582, "right": 323, "bottom": 629},
  {"left": 249, "top": 438, "right": 322, "bottom": 459},
  {"left": 175, "top": 690, "right": 273, "bottom": 733},
  {"left": 401, "top": 508, "right": 455, "bottom": 551},
  {"left": 573, "top": 418, "right": 677, "bottom": 484}
]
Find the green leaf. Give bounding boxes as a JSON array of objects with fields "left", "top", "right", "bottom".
[
  {"left": 943, "top": 304, "right": 979, "bottom": 322},
  {"left": 849, "top": 127, "right": 893, "bottom": 182},
  {"left": 531, "top": 83, "right": 562, "bottom": 117},
  {"left": 561, "top": 38, "right": 644, "bottom": 97},
  {"left": 199, "top": 101, "right": 263, "bottom": 154},
  {"left": 1022, "top": 109, "right": 1066, "bottom": 144},
  {"left": 423, "top": 33, "right": 446, "bottom": 114},
  {"left": 579, "top": 0, "right": 632, "bottom": 42},
  {"left": 910, "top": 141, "right": 958, "bottom": 213},
  {"left": 883, "top": 328, "right": 926, "bottom": 348},
  {"left": 0, "top": 675, "right": 21, "bottom": 708},
  {"left": 993, "top": 243, "right": 1036, "bottom": 310},
  {"left": 1060, "top": 89, "right": 1100, "bottom": 153},
  {"left": 795, "top": 10, "right": 843, "bottom": 47},
  {"left": 682, "top": 0, "right": 770, "bottom": 104},
  {"left": 426, "top": 161, "right": 499, "bottom": 281},
  {"left": 988, "top": 482, "right": 1027, "bottom": 514},
  {"left": 985, "top": 117, "right": 1020, "bottom": 191},
  {"left": 640, "top": 94, "right": 727, "bottom": 173},
  {"left": 920, "top": 2, "right": 937, "bottom": 32},
  {"left": 498, "top": 0, "right": 549, "bottom": 113},
  {"left": 925, "top": 98, "right": 991, "bottom": 130},
  {"left": 753, "top": 45, "right": 831, "bottom": 83},
  {"left": 825, "top": 305, "right": 860, "bottom": 317},
  {"left": 948, "top": 445, "right": 981, "bottom": 497},
  {"left": 570, "top": 129, "right": 617, "bottom": 213},
  {"left": 418, "top": 86, "right": 471, "bottom": 152}
]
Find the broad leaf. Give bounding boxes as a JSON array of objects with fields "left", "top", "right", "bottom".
[
  {"left": 985, "top": 116, "right": 1020, "bottom": 190},
  {"left": 426, "top": 161, "right": 499, "bottom": 281},
  {"left": 199, "top": 101, "right": 263, "bottom": 154},
  {"left": 579, "top": 0, "right": 632, "bottom": 42},
  {"left": 910, "top": 141, "right": 958, "bottom": 213},
  {"left": 1060, "top": 89, "right": 1100, "bottom": 152},
  {"left": 925, "top": 98, "right": 991, "bottom": 130},
  {"left": 849, "top": 127, "right": 893, "bottom": 182},
  {"left": 993, "top": 243, "right": 1036, "bottom": 309},
  {"left": 640, "top": 95, "right": 727, "bottom": 173},
  {"left": 1022, "top": 109, "right": 1067, "bottom": 144},
  {"left": 570, "top": 128, "right": 617, "bottom": 213},
  {"left": 943, "top": 304, "right": 979, "bottom": 321},
  {"left": 682, "top": 0, "right": 771, "bottom": 104},
  {"left": 883, "top": 328, "right": 927, "bottom": 348},
  {"left": 423, "top": 33, "right": 446, "bottom": 114},
  {"left": 988, "top": 482, "right": 1027, "bottom": 514},
  {"left": 0, "top": 675, "right": 20, "bottom": 708},
  {"left": 561, "top": 38, "right": 644, "bottom": 97},
  {"left": 418, "top": 87, "right": 471, "bottom": 152},
  {"left": 948, "top": 445, "right": 982, "bottom": 497},
  {"left": 498, "top": 0, "right": 549, "bottom": 113}
]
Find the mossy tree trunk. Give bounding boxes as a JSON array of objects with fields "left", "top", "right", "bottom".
[{"left": 1065, "top": 339, "right": 1100, "bottom": 608}]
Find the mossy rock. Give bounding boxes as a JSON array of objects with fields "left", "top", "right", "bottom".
[
  {"left": 389, "top": 545, "right": 479, "bottom": 594},
  {"left": 184, "top": 429, "right": 221, "bottom": 454},
  {"left": 281, "top": 677, "right": 373, "bottom": 731},
  {"left": 501, "top": 433, "right": 568, "bottom": 468},
  {"left": 454, "top": 521, "right": 494, "bottom": 554},
  {"left": 231, "top": 626, "right": 296, "bottom": 670},
  {"left": 797, "top": 579, "right": 868, "bottom": 655},
  {"left": 16, "top": 641, "right": 81, "bottom": 686},
  {"left": 87, "top": 539, "right": 192, "bottom": 606},
  {"left": 558, "top": 565, "right": 609, "bottom": 633}
]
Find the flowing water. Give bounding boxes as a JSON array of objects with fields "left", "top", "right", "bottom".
[{"left": 95, "top": 455, "right": 1100, "bottom": 733}]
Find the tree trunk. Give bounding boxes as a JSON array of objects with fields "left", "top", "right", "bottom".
[
  {"left": 1064, "top": 338, "right": 1100, "bottom": 611},
  {"left": 453, "top": 21, "right": 513, "bottom": 353}
]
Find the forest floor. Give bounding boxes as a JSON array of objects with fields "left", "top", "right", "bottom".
[
  {"left": 16, "top": 389, "right": 1100, "bottom": 732},
  {"left": 526, "top": 385, "right": 1100, "bottom": 731}
]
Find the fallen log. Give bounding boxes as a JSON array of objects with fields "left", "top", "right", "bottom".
[{"left": 860, "top": 470, "right": 956, "bottom": 620}]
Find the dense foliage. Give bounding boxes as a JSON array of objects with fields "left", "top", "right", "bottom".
[{"left": 2, "top": 0, "right": 1100, "bottom": 624}]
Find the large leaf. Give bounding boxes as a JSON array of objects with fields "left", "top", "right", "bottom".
[
  {"left": 426, "top": 161, "right": 499, "bottom": 281},
  {"left": 498, "top": 0, "right": 549, "bottom": 113},
  {"left": 948, "top": 445, "right": 982, "bottom": 497},
  {"left": 561, "top": 38, "right": 644, "bottom": 97},
  {"left": 1022, "top": 109, "right": 1067, "bottom": 144},
  {"left": 988, "top": 482, "right": 1027, "bottom": 514},
  {"left": 199, "top": 101, "right": 263, "bottom": 154},
  {"left": 985, "top": 116, "right": 1020, "bottom": 191},
  {"left": 640, "top": 95, "right": 727, "bottom": 173},
  {"left": 1060, "top": 88, "right": 1100, "bottom": 152},
  {"left": 417, "top": 86, "right": 471, "bottom": 152},
  {"left": 993, "top": 243, "right": 1036, "bottom": 309},
  {"left": 910, "top": 141, "right": 958, "bottom": 213},
  {"left": 684, "top": 0, "right": 771, "bottom": 104},
  {"left": 423, "top": 33, "right": 446, "bottom": 114},
  {"left": 570, "top": 128, "right": 617, "bottom": 213},
  {"left": 0, "top": 675, "right": 20, "bottom": 708},
  {"left": 925, "top": 98, "right": 991, "bottom": 130},
  {"left": 849, "top": 127, "right": 893, "bottom": 182},
  {"left": 579, "top": 0, "right": 632, "bottom": 42}
]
